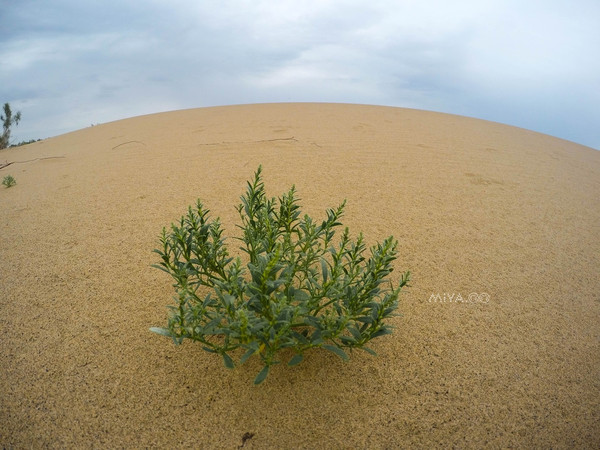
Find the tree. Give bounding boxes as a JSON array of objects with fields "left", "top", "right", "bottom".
[{"left": 1, "top": 103, "right": 22, "bottom": 149}]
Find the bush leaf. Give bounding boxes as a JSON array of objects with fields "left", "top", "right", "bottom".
[
  {"left": 222, "top": 353, "right": 235, "bottom": 369},
  {"left": 322, "top": 345, "right": 349, "bottom": 361},
  {"left": 288, "top": 353, "right": 304, "bottom": 366},
  {"left": 360, "top": 346, "right": 377, "bottom": 356},
  {"left": 254, "top": 366, "right": 270, "bottom": 385},
  {"left": 240, "top": 347, "right": 257, "bottom": 364},
  {"left": 149, "top": 327, "right": 171, "bottom": 337}
]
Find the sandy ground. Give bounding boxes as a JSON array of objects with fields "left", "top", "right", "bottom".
[{"left": 1, "top": 103, "right": 599, "bottom": 448}]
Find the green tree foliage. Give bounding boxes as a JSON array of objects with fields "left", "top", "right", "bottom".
[
  {"left": 1, "top": 103, "right": 22, "bottom": 149},
  {"left": 151, "top": 166, "right": 410, "bottom": 384}
]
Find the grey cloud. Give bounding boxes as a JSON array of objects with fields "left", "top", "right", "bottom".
[{"left": 1, "top": 0, "right": 599, "bottom": 149}]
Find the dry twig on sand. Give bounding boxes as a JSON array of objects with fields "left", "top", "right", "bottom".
[{"left": 0, "top": 156, "right": 65, "bottom": 170}]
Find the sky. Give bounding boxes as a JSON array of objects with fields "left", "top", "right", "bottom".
[{"left": 1, "top": 0, "right": 599, "bottom": 149}]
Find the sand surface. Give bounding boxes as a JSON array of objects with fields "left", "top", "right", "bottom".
[{"left": 1, "top": 103, "right": 599, "bottom": 448}]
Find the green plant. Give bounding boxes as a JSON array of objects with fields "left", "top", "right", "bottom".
[
  {"left": 2, "top": 175, "right": 16, "bottom": 188},
  {"left": 151, "top": 166, "right": 409, "bottom": 384},
  {"left": 1, "top": 103, "right": 21, "bottom": 149},
  {"left": 11, "top": 138, "right": 41, "bottom": 148}
]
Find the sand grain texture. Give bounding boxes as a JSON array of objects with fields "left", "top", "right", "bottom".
[{"left": 1, "top": 103, "right": 599, "bottom": 448}]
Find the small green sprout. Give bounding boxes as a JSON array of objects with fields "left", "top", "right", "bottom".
[{"left": 2, "top": 175, "right": 16, "bottom": 188}]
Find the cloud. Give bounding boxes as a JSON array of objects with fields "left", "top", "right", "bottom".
[{"left": 1, "top": 0, "right": 599, "bottom": 149}]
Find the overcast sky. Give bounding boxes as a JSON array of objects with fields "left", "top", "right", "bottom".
[{"left": 1, "top": 0, "right": 599, "bottom": 149}]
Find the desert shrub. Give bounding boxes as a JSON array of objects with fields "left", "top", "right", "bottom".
[
  {"left": 11, "top": 138, "right": 41, "bottom": 148},
  {"left": 151, "top": 166, "right": 409, "bottom": 384},
  {"left": 2, "top": 175, "right": 16, "bottom": 188}
]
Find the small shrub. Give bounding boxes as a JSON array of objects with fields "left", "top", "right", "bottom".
[
  {"left": 151, "top": 166, "right": 409, "bottom": 384},
  {"left": 11, "top": 138, "right": 41, "bottom": 148},
  {"left": 2, "top": 175, "right": 16, "bottom": 188}
]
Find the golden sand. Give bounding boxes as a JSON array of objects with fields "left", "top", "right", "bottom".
[{"left": 1, "top": 103, "right": 599, "bottom": 447}]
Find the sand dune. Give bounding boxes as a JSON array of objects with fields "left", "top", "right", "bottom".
[{"left": 1, "top": 103, "right": 599, "bottom": 447}]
